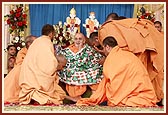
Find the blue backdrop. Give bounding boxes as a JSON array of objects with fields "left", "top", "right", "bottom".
[{"left": 29, "top": 4, "right": 134, "bottom": 37}]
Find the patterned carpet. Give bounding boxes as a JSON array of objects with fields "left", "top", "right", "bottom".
[{"left": 3, "top": 104, "right": 164, "bottom": 113}]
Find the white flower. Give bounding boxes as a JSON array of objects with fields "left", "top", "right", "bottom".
[
  {"left": 22, "top": 42, "right": 25, "bottom": 46},
  {"left": 53, "top": 39, "right": 58, "bottom": 44},
  {"left": 59, "top": 21, "right": 62, "bottom": 27},
  {"left": 14, "top": 39, "right": 18, "bottom": 43},
  {"left": 63, "top": 33, "right": 66, "bottom": 37},
  {"left": 63, "top": 24, "right": 66, "bottom": 29},
  {"left": 58, "top": 30, "right": 60, "bottom": 34},
  {"left": 63, "top": 29, "right": 66, "bottom": 33},
  {"left": 17, "top": 46, "right": 21, "bottom": 50},
  {"left": 14, "top": 17, "right": 17, "bottom": 21},
  {"left": 55, "top": 34, "right": 58, "bottom": 38},
  {"left": 15, "top": 37, "right": 20, "bottom": 41},
  {"left": 53, "top": 25, "right": 56, "bottom": 30},
  {"left": 59, "top": 36, "right": 63, "bottom": 42}
]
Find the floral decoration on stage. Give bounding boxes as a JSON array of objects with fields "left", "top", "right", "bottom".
[
  {"left": 11, "top": 36, "right": 25, "bottom": 51},
  {"left": 5, "top": 36, "right": 25, "bottom": 53},
  {"left": 4, "top": 4, "right": 27, "bottom": 34},
  {"left": 53, "top": 21, "right": 74, "bottom": 49},
  {"left": 4, "top": 4, "right": 27, "bottom": 52},
  {"left": 137, "top": 5, "right": 155, "bottom": 22}
]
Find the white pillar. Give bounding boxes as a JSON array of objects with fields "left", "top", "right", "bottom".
[{"left": 3, "top": 4, "right": 11, "bottom": 75}]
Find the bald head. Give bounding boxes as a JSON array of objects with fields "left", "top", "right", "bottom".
[
  {"left": 75, "top": 33, "right": 85, "bottom": 39},
  {"left": 74, "top": 33, "right": 86, "bottom": 49},
  {"left": 56, "top": 54, "right": 67, "bottom": 71},
  {"left": 25, "top": 35, "right": 37, "bottom": 49}
]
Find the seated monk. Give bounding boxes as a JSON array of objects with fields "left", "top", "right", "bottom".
[
  {"left": 76, "top": 36, "right": 157, "bottom": 107},
  {"left": 59, "top": 33, "right": 104, "bottom": 102},
  {"left": 4, "top": 35, "right": 37, "bottom": 104},
  {"left": 19, "top": 24, "right": 66, "bottom": 105},
  {"left": 98, "top": 18, "right": 164, "bottom": 105}
]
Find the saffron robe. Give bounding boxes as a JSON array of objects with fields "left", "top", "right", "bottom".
[
  {"left": 76, "top": 46, "right": 157, "bottom": 107},
  {"left": 4, "top": 47, "right": 27, "bottom": 103},
  {"left": 59, "top": 44, "right": 103, "bottom": 97},
  {"left": 19, "top": 36, "right": 66, "bottom": 105},
  {"left": 98, "top": 18, "right": 164, "bottom": 102}
]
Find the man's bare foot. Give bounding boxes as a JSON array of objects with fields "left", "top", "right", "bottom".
[
  {"left": 72, "top": 96, "right": 82, "bottom": 102},
  {"left": 65, "top": 95, "right": 81, "bottom": 102}
]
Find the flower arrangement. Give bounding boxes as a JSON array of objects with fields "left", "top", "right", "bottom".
[
  {"left": 137, "top": 6, "right": 155, "bottom": 22},
  {"left": 53, "top": 21, "right": 74, "bottom": 49},
  {"left": 4, "top": 4, "right": 27, "bottom": 35},
  {"left": 5, "top": 36, "right": 25, "bottom": 53},
  {"left": 4, "top": 4, "right": 27, "bottom": 53},
  {"left": 11, "top": 36, "right": 25, "bottom": 52}
]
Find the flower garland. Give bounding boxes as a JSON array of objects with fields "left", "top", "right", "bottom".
[
  {"left": 53, "top": 21, "right": 74, "bottom": 49},
  {"left": 137, "top": 6, "right": 155, "bottom": 22}
]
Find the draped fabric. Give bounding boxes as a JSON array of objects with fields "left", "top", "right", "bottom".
[
  {"left": 29, "top": 4, "right": 134, "bottom": 37},
  {"left": 98, "top": 18, "right": 164, "bottom": 102},
  {"left": 19, "top": 36, "right": 66, "bottom": 105},
  {"left": 76, "top": 46, "right": 157, "bottom": 107},
  {"left": 4, "top": 47, "right": 27, "bottom": 103}
]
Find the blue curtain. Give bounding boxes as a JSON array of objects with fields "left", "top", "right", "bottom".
[{"left": 29, "top": 4, "right": 134, "bottom": 37}]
